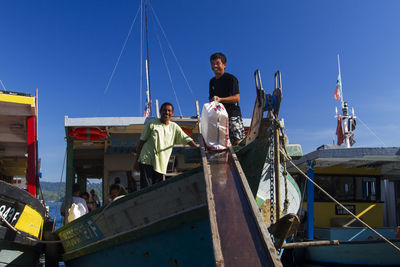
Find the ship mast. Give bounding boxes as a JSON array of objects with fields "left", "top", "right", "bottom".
[
  {"left": 144, "top": 0, "right": 152, "bottom": 117},
  {"left": 336, "top": 55, "right": 356, "bottom": 148}
]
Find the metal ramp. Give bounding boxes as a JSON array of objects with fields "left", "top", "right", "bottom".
[{"left": 200, "top": 138, "right": 282, "bottom": 267}]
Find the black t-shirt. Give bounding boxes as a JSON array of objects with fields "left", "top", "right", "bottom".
[{"left": 209, "top": 72, "right": 242, "bottom": 117}]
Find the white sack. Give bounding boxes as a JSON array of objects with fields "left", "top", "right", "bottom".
[
  {"left": 200, "top": 101, "right": 230, "bottom": 150},
  {"left": 67, "top": 203, "right": 87, "bottom": 223}
]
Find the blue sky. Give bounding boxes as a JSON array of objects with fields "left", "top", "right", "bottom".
[{"left": 1, "top": 0, "right": 399, "bottom": 182}]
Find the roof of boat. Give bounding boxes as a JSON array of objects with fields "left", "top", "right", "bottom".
[
  {"left": 288, "top": 146, "right": 400, "bottom": 177},
  {"left": 64, "top": 116, "right": 251, "bottom": 127}
]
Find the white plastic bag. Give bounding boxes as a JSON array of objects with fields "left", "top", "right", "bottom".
[
  {"left": 200, "top": 101, "right": 230, "bottom": 150},
  {"left": 67, "top": 203, "right": 87, "bottom": 223}
]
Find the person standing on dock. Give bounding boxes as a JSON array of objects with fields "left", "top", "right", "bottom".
[
  {"left": 134, "top": 102, "right": 198, "bottom": 189},
  {"left": 209, "top": 52, "right": 245, "bottom": 146}
]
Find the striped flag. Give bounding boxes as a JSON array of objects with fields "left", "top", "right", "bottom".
[
  {"left": 143, "top": 102, "right": 151, "bottom": 117},
  {"left": 334, "top": 73, "right": 342, "bottom": 101}
]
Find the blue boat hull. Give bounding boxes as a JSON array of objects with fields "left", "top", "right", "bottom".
[
  {"left": 304, "top": 228, "right": 400, "bottom": 265},
  {"left": 65, "top": 216, "right": 214, "bottom": 267},
  {"left": 305, "top": 240, "right": 400, "bottom": 266}
]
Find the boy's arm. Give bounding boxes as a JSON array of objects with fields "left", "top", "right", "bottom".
[{"left": 213, "top": 93, "right": 240, "bottom": 104}]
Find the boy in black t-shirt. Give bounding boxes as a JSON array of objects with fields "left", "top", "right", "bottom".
[{"left": 209, "top": 52, "right": 245, "bottom": 145}]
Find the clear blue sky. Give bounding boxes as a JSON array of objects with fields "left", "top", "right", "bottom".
[{"left": 1, "top": 0, "right": 399, "bottom": 182}]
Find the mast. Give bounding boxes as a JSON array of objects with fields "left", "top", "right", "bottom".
[
  {"left": 337, "top": 54, "right": 343, "bottom": 105},
  {"left": 335, "top": 55, "right": 356, "bottom": 148},
  {"left": 144, "top": 0, "right": 152, "bottom": 116}
]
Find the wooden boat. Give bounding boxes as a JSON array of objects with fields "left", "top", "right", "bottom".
[
  {"left": 0, "top": 90, "right": 47, "bottom": 267},
  {"left": 53, "top": 70, "right": 305, "bottom": 266},
  {"left": 284, "top": 91, "right": 400, "bottom": 265}
]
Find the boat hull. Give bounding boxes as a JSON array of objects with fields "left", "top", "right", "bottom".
[
  {"left": 304, "top": 228, "right": 400, "bottom": 265},
  {"left": 57, "top": 169, "right": 216, "bottom": 266},
  {"left": 64, "top": 213, "right": 213, "bottom": 267},
  {"left": 0, "top": 180, "right": 46, "bottom": 267},
  {"left": 0, "top": 239, "right": 42, "bottom": 267},
  {"left": 305, "top": 240, "right": 400, "bottom": 266}
]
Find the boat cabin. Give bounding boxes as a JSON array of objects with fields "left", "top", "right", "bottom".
[
  {"left": 289, "top": 146, "right": 400, "bottom": 228},
  {"left": 63, "top": 112, "right": 251, "bottom": 213},
  {"left": 0, "top": 90, "right": 38, "bottom": 196}
]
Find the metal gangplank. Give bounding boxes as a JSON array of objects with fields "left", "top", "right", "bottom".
[{"left": 199, "top": 139, "right": 282, "bottom": 267}]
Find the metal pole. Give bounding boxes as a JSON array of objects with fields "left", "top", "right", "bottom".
[
  {"left": 274, "top": 124, "right": 281, "bottom": 221},
  {"left": 65, "top": 138, "right": 74, "bottom": 222},
  {"left": 307, "top": 160, "right": 315, "bottom": 240},
  {"left": 145, "top": 0, "right": 151, "bottom": 116}
]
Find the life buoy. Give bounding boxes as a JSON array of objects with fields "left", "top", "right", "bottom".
[
  {"left": 181, "top": 127, "right": 193, "bottom": 137},
  {"left": 68, "top": 128, "right": 108, "bottom": 141}
]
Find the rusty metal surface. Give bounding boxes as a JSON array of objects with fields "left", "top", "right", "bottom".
[{"left": 207, "top": 150, "right": 275, "bottom": 267}]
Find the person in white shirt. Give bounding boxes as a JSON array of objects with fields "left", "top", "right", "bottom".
[{"left": 60, "top": 183, "right": 88, "bottom": 217}]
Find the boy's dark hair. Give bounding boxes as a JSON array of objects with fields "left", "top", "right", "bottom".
[
  {"left": 210, "top": 52, "right": 227, "bottom": 64},
  {"left": 160, "top": 102, "right": 174, "bottom": 113},
  {"left": 72, "top": 183, "right": 80, "bottom": 194}
]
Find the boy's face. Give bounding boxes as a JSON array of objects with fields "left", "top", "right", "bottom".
[{"left": 211, "top": 58, "right": 226, "bottom": 78}]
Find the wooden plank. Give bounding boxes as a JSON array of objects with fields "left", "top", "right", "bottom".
[
  {"left": 199, "top": 135, "right": 225, "bottom": 266},
  {"left": 0, "top": 102, "right": 34, "bottom": 116},
  {"left": 228, "top": 146, "right": 282, "bottom": 266}
]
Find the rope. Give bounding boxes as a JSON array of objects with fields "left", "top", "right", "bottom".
[
  {"left": 53, "top": 149, "right": 67, "bottom": 231},
  {"left": 357, "top": 116, "right": 387, "bottom": 146},
  {"left": 281, "top": 148, "right": 400, "bottom": 253},
  {"left": 154, "top": 28, "right": 183, "bottom": 116},
  {"left": 149, "top": 3, "right": 196, "bottom": 100},
  {"left": 102, "top": 5, "right": 141, "bottom": 96},
  {"left": 0, "top": 80, "right": 6, "bottom": 90}
]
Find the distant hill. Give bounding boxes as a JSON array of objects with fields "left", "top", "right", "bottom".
[{"left": 40, "top": 181, "right": 102, "bottom": 202}]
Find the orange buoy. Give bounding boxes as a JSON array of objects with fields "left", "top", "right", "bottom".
[
  {"left": 181, "top": 127, "right": 193, "bottom": 137},
  {"left": 68, "top": 128, "right": 107, "bottom": 141}
]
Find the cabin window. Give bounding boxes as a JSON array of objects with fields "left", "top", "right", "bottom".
[
  {"left": 305, "top": 175, "right": 381, "bottom": 202},
  {"left": 360, "top": 177, "right": 377, "bottom": 201}
]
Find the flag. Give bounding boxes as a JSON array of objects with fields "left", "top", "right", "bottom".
[
  {"left": 143, "top": 102, "right": 151, "bottom": 117},
  {"left": 334, "top": 73, "right": 342, "bottom": 101},
  {"left": 336, "top": 115, "right": 345, "bottom": 145}
]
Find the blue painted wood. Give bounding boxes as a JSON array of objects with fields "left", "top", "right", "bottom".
[
  {"left": 306, "top": 160, "right": 315, "bottom": 240},
  {"left": 314, "top": 227, "right": 397, "bottom": 241},
  {"left": 305, "top": 240, "right": 400, "bottom": 265},
  {"left": 65, "top": 218, "right": 214, "bottom": 267}
]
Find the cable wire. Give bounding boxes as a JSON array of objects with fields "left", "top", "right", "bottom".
[
  {"left": 149, "top": 3, "right": 195, "bottom": 99},
  {"left": 102, "top": 6, "right": 140, "bottom": 96},
  {"left": 154, "top": 28, "right": 183, "bottom": 116},
  {"left": 357, "top": 116, "right": 387, "bottom": 147}
]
